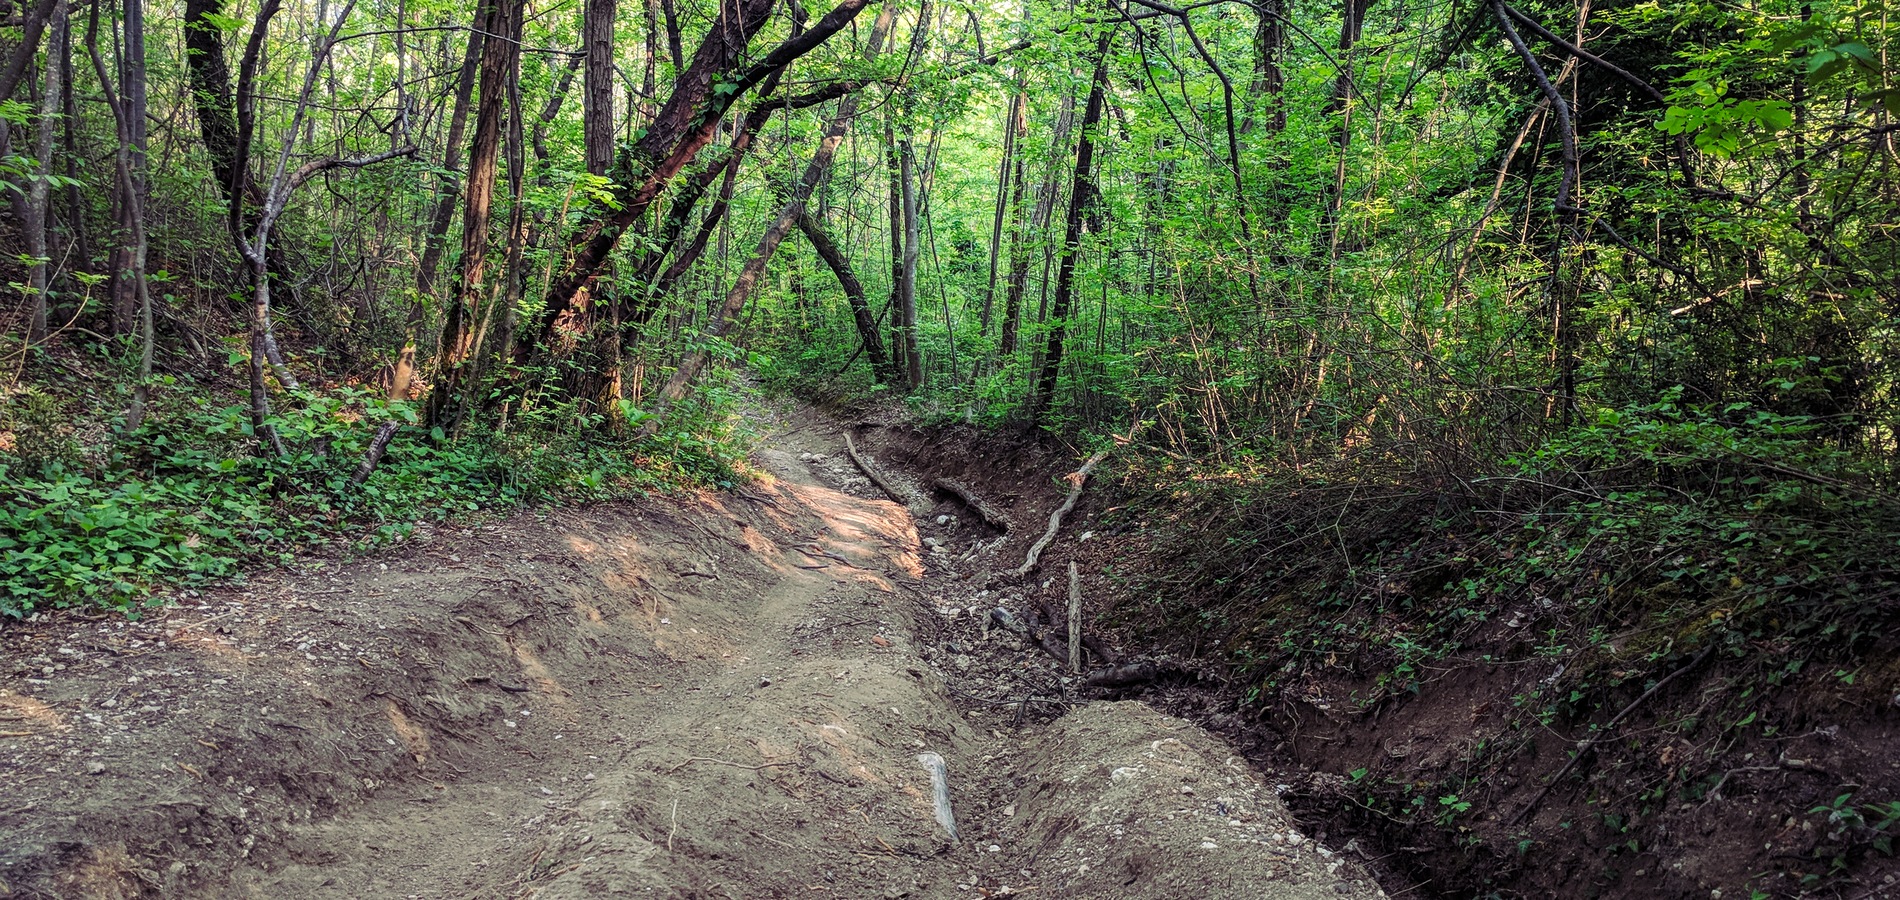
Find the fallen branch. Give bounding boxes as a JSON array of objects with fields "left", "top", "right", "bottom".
[
  {"left": 933, "top": 478, "right": 1011, "bottom": 531},
  {"left": 843, "top": 430, "right": 912, "bottom": 507},
  {"left": 1015, "top": 447, "right": 1112, "bottom": 577},
  {"left": 916, "top": 751, "right": 959, "bottom": 842},
  {"left": 348, "top": 420, "right": 401, "bottom": 487},
  {"left": 668, "top": 756, "right": 796, "bottom": 774},
  {"left": 990, "top": 607, "right": 1069, "bottom": 664},
  {"left": 1083, "top": 632, "right": 1120, "bottom": 667},
  {"left": 1508, "top": 644, "right": 1717, "bottom": 825},
  {"left": 1084, "top": 658, "right": 1190, "bottom": 688}
]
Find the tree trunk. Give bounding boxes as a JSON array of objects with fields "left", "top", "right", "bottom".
[
  {"left": 531, "top": 54, "right": 581, "bottom": 163},
  {"left": 183, "top": 0, "right": 251, "bottom": 225},
  {"left": 476, "top": 30, "right": 533, "bottom": 412},
  {"left": 55, "top": 24, "right": 86, "bottom": 298},
  {"left": 1031, "top": 36, "right": 1109, "bottom": 422},
  {"left": 583, "top": 0, "right": 615, "bottom": 175},
  {"left": 635, "top": 4, "right": 894, "bottom": 434},
  {"left": 997, "top": 139, "right": 1030, "bottom": 357},
  {"left": 85, "top": 0, "right": 154, "bottom": 428},
  {"left": 0, "top": 0, "right": 59, "bottom": 104},
  {"left": 898, "top": 133, "right": 922, "bottom": 387},
  {"left": 427, "top": 0, "right": 521, "bottom": 428},
  {"left": 1250, "top": 0, "right": 1285, "bottom": 134},
  {"left": 641, "top": 0, "right": 659, "bottom": 122},
  {"left": 659, "top": 0, "right": 683, "bottom": 70},
  {"left": 414, "top": 28, "right": 483, "bottom": 300},
  {"left": 797, "top": 209, "right": 894, "bottom": 381},
  {"left": 393, "top": 24, "right": 482, "bottom": 402},
  {"left": 528, "top": 0, "right": 874, "bottom": 357},
  {"left": 109, "top": 0, "right": 148, "bottom": 336},
  {"left": 979, "top": 91, "right": 1022, "bottom": 337},
  {"left": 1327, "top": 0, "right": 1372, "bottom": 121},
  {"left": 23, "top": 0, "right": 63, "bottom": 344}
]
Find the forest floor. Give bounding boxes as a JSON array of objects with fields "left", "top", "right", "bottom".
[{"left": 0, "top": 400, "right": 1390, "bottom": 900}]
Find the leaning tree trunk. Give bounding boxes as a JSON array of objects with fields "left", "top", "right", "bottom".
[
  {"left": 797, "top": 208, "right": 896, "bottom": 382},
  {"left": 524, "top": 0, "right": 875, "bottom": 361},
  {"left": 634, "top": 3, "right": 894, "bottom": 436}
]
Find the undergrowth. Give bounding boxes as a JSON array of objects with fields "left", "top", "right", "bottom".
[
  {"left": 0, "top": 373, "right": 756, "bottom": 618},
  {"left": 1110, "top": 390, "right": 1900, "bottom": 895}
]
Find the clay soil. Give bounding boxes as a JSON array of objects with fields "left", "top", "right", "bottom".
[{"left": 0, "top": 404, "right": 1388, "bottom": 900}]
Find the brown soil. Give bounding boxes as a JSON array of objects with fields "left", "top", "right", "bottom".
[
  {"left": 0, "top": 403, "right": 1384, "bottom": 900},
  {"left": 846, "top": 420, "right": 1900, "bottom": 900}
]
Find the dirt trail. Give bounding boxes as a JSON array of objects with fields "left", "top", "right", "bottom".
[{"left": 2, "top": 406, "right": 1385, "bottom": 899}]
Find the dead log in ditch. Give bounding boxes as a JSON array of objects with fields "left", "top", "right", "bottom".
[{"left": 933, "top": 477, "right": 1011, "bottom": 532}]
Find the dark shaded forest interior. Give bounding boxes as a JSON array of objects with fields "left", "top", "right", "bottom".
[{"left": 1, "top": 0, "right": 1898, "bottom": 894}]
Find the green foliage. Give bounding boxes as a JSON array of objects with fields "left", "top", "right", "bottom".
[{"left": 0, "top": 381, "right": 748, "bottom": 618}]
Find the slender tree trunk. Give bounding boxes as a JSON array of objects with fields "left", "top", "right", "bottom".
[
  {"left": 531, "top": 54, "right": 581, "bottom": 164},
  {"left": 996, "top": 91, "right": 1035, "bottom": 358},
  {"left": 1250, "top": 0, "right": 1285, "bottom": 134},
  {"left": 55, "top": 25, "right": 86, "bottom": 290},
  {"left": 1031, "top": 36, "right": 1108, "bottom": 421},
  {"left": 414, "top": 30, "right": 483, "bottom": 298},
  {"left": 427, "top": 0, "right": 521, "bottom": 428},
  {"left": 583, "top": 0, "right": 616, "bottom": 175},
  {"left": 392, "top": 24, "right": 481, "bottom": 401},
  {"left": 884, "top": 115, "right": 906, "bottom": 380},
  {"left": 109, "top": 0, "right": 148, "bottom": 336},
  {"left": 659, "top": 0, "right": 682, "bottom": 70},
  {"left": 0, "top": 0, "right": 59, "bottom": 104},
  {"left": 471, "top": 32, "right": 532, "bottom": 415},
  {"left": 641, "top": 0, "right": 659, "bottom": 121},
  {"left": 898, "top": 133, "right": 922, "bottom": 386},
  {"left": 24, "top": 2, "right": 66, "bottom": 345},
  {"left": 1327, "top": 0, "right": 1372, "bottom": 121},
  {"left": 979, "top": 91, "right": 1022, "bottom": 337},
  {"left": 85, "top": 0, "right": 153, "bottom": 428}
]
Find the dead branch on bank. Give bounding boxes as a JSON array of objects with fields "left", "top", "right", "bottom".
[
  {"left": 1084, "top": 658, "right": 1191, "bottom": 689},
  {"left": 843, "top": 429, "right": 914, "bottom": 508},
  {"left": 1015, "top": 447, "right": 1111, "bottom": 577},
  {"left": 933, "top": 478, "right": 1011, "bottom": 531}
]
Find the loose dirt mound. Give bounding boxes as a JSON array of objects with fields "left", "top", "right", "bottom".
[{"left": 1, "top": 406, "right": 1380, "bottom": 900}]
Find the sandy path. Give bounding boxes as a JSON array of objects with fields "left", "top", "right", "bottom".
[{"left": 2, "top": 409, "right": 1384, "bottom": 900}]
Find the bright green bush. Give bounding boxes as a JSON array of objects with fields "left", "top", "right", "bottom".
[{"left": 0, "top": 382, "right": 748, "bottom": 618}]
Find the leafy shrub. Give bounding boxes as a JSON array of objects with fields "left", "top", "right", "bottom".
[{"left": 0, "top": 382, "right": 749, "bottom": 617}]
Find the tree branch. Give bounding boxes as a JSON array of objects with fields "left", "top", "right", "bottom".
[{"left": 287, "top": 146, "right": 419, "bottom": 193}]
